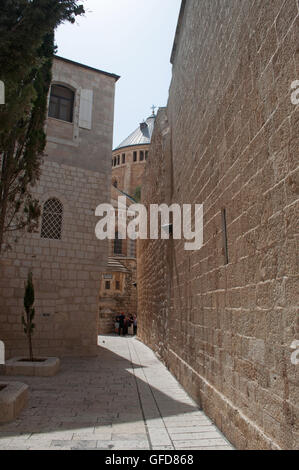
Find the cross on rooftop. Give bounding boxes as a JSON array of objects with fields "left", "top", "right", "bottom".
[{"left": 151, "top": 105, "right": 157, "bottom": 116}]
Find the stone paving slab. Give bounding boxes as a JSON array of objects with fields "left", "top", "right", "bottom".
[{"left": 0, "top": 336, "right": 233, "bottom": 450}]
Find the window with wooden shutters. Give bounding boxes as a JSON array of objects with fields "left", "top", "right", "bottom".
[
  {"left": 41, "top": 199, "right": 63, "bottom": 240},
  {"left": 48, "top": 85, "right": 74, "bottom": 123}
]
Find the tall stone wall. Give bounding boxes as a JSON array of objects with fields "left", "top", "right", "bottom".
[{"left": 138, "top": 0, "right": 298, "bottom": 450}]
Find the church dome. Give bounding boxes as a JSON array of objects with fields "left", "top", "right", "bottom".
[{"left": 114, "top": 113, "right": 156, "bottom": 151}]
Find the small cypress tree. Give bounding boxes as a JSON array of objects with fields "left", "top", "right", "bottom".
[{"left": 22, "top": 271, "right": 35, "bottom": 361}]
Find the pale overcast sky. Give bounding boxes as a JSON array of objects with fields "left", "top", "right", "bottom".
[{"left": 55, "top": 0, "right": 181, "bottom": 148}]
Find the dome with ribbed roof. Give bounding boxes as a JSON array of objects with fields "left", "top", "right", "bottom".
[{"left": 114, "top": 114, "right": 156, "bottom": 151}]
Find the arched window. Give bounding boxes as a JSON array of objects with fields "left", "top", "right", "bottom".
[
  {"left": 48, "top": 85, "right": 74, "bottom": 122},
  {"left": 41, "top": 198, "right": 63, "bottom": 240},
  {"left": 113, "top": 231, "right": 123, "bottom": 255}
]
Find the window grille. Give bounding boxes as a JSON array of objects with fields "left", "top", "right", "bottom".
[{"left": 41, "top": 198, "right": 63, "bottom": 240}]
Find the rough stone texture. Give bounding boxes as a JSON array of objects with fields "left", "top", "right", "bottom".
[
  {"left": 0, "top": 336, "right": 233, "bottom": 450},
  {"left": 138, "top": 0, "right": 299, "bottom": 450},
  {"left": 5, "top": 358, "right": 60, "bottom": 377},
  {"left": 0, "top": 382, "right": 28, "bottom": 423},
  {"left": 0, "top": 57, "right": 117, "bottom": 358}
]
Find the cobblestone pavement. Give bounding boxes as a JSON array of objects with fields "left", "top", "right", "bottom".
[{"left": 0, "top": 336, "right": 233, "bottom": 450}]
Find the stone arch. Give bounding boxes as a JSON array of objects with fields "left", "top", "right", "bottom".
[
  {"left": 38, "top": 191, "right": 71, "bottom": 241},
  {"left": 47, "top": 78, "right": 82, "bottom": 131}
]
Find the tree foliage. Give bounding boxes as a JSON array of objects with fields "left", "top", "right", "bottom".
[{"left": 0, "top": 0, "right": 84, "bottom": 253}]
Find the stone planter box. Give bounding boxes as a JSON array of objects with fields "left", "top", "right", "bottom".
[
  {"left": 0, "top": 382, "right": 28, "bottom": 423},
  {"left": 5, "top": 357, "right": 60, "bottom": 377}
]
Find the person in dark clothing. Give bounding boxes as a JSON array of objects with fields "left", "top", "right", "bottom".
[
  {"left": 133, "top": 315, "right": 137, "bottom": 336},
  {"left": 118, "top": 313, "right": 125, "bottom": 336},
  {"left": 123, "top": 316, "right": 129, "bottom": 336}
]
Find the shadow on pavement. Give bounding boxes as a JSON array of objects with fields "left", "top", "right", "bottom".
[{"left": 0, "top": 336, "right": 199, "bottom": 439}]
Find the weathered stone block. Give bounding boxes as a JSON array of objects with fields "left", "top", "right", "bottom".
[
  {"left": 5, "top": 357, "right": 60, "bottom": 377},
  {"left": 0, "top": 381, "right": 28, "bottom": 423}
]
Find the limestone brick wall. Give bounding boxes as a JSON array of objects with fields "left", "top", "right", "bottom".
[
  {"left": 0, "top": 161, "right": 108, "bottom": 358},
  {"left": 0, "top": 57, "right": 117, "bottom": 358},
  {"left": 138, "top": 0, "right": 298, "bottom": 450}
]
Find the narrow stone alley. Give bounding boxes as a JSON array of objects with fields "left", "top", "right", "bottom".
[{"left": 0, "top": 336, "right": 233, "bottom": 450}]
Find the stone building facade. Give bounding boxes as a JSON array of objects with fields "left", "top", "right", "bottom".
[
  {"left": 111, "top": 113, "right": 155, "bottom": 197},
  {"left": 0, "top": 56, "right": 119, "bottom": 358},
  {"left": 138, "top": 0, "right": 298, "bottom": 450},
  {"left": 98, "top": 114, "right": 155, "bottom": 334}
]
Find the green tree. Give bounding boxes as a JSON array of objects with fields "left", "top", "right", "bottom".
[
  {"left": 0, "top": 0, "right": 84, "bottom": 254},
  {"left": 22, "top": 271, "right": 35, "bottom": 361}
]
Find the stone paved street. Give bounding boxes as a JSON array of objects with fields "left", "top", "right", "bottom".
[{"left": 0, "top": 336, "right": 233, "bottom": 450}]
